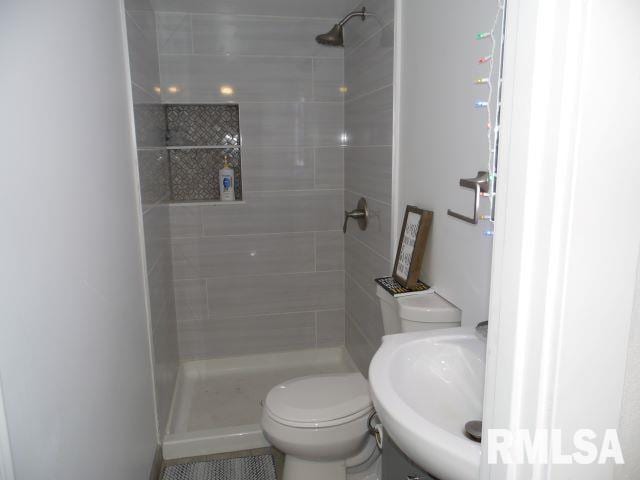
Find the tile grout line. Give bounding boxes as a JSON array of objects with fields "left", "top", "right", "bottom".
[
  {"left": 203, "top": 277, "right": 211, "bottom": 321},
  {"left": 174, "top": 269, "right": 346, "bottom": 282},
  {"left": 177, "top": 307, "right": 346, "bottom": 323},
  {"left": 312, "top": 148, "right": 318, "bottom": 189},
  {"left": 169, "top": 230, "right": 344, "bottom": 241},
  {"left": 159, "top": 52, "right": 343, "bottom": 61},
  {"left": 169, "top": 229, "right": 343, "bottom": 239},
  {"left": 157, "top": 11, "right": 347, "bottom": 22},
  {"left": 345, "top": 270, "right": 382, "bottom": 307},
  {"left": 346, "top": 231, "right": 392, "bottom": 264},
  {"left": 344, "top": 83, "right": 393, "bottom": 106},
  {"left": 346, "top": 311, "right": 378, "bottom": 351},
  {"left": 311, "top": 57, "right": 315, "bottom": 101},
  {"left": 313, "top": 231, "right": 318, "bottom": 272},
  {"left": 344, "top": 187, "right": 392, "bottom": 207},
  {"left": 345, "top": 18, "right": 395, "bottom": 57},
  {"left": 189, "top": 14, "right": 195, "bottom": 54}
]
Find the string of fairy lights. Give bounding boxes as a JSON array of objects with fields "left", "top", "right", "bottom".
[{"left": 474, "top": 0, "right": 507, "bottom": 237}]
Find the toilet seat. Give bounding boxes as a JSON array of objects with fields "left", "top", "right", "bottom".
[{"left": 264, "top": 373, "right": 372, "bottom": 428}]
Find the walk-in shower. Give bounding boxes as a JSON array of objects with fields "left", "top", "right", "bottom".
[{"left": 316, "top": 7, "right": 371, "bottom": 46}]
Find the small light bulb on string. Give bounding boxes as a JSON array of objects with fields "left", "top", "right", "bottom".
[
  {"left": 476, "top": 32, "right": 491, "bottom": 40},
  {"left": 475, "top": 78, "right": 490, "bottom": 85},
  {"left": 478, "top": 56, "right": 492, "bottom": 64},
  {"left": 475, "top": 101, "right": 489, "bottom": 108},
  {"left": 483, "top": 230, "right": 495, "bottom": 237}
]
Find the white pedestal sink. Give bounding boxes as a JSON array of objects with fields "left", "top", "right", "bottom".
[{"left": 369, "top": 327, "right": 486, "bottom": 480}]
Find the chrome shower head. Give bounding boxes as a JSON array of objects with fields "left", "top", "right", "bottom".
[{"left": 316, "top": 7, "right": 370, "bottom": 47}]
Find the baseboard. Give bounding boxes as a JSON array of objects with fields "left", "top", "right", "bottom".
[{"left": 149, "top": 444, "right": 163, "bottom": 480}]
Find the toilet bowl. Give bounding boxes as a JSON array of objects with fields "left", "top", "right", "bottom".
[
  {"left": 261, "top": 289, "right": 462, "bottom": 480},
  {"left": 261, "top": 373, "right": 375, "bottom": 480}
]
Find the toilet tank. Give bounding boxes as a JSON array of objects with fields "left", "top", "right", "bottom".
[{"left": 376, "top": 285, "right": 461, "bottom": 335}]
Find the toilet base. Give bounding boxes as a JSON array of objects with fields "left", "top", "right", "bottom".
[{"left": 283, "top": 456, "right": 346, "bottom": 480}]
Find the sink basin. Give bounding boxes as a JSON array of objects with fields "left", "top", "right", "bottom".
[{"left": 369, "top": 327, "right": 486, "bottom": 480}]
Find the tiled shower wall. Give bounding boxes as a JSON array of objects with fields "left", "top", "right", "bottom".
[
  {"left": 156, "top": 2, "right": 348, "bottom": 360},
  {"left": 124, "top": 0, "right": 179, "bottom": 434},
  {"left": 343, "top": 0, "right": 395, "bottom": 374}
]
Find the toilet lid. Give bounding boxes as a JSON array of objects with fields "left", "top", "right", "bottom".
[{"left": 264, "top": 373, "right": 372, "bottom": 427}]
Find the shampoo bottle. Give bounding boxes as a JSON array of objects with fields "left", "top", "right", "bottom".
[{"left": 219, "top": 156, "right": 235, "bottom": 201}]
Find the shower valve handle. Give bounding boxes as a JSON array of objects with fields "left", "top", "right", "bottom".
[{"left": 343, "top": 197, "right": 369, "bottom": 234}]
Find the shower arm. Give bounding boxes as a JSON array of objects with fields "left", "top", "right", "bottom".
[{"left": 338, "top": 7, "right": 371, "bottom": 27}]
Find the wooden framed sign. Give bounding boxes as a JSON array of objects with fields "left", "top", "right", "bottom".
[{"left": 393, "top": 206, "right": 433, "bottom": 289}]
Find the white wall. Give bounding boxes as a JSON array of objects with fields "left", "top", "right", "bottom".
[
  {"left": 395, "top": 0, "right": 497, "bottom": 326},
  {"left": 0, "top": 1, "right": 158, "bottom": 478}
]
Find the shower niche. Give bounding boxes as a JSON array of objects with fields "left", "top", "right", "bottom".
[{"left": 165, "top": 104, "right": 243, "bottom": 203}]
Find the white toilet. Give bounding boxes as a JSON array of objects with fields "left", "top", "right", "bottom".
[{"left": 261, "top": 286, "right": 462, "bottom": 480}]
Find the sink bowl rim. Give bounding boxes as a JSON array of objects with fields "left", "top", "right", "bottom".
[{"left": 369, "top": 327, "right": 484, "bottom": 480}]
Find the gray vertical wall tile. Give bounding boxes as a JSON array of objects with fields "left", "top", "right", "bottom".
[
  {"left": 192, "top": 14, "right": 344, "bottom": 58},
  {"left": 178, "top": 312, "right": 317, "bottom": 360},
  {"left": 206, "top": 271, "right": 345, "bottom": 318},
  {"left": 315, "top": 147, "right": 344, "bottom": 188},
  {"left": 138, "top": 148, "right": 170, "bottom": 210},
  {"left": 143, "top": 204, "right": 172, "bottom": 272},
  {"left": 174, "top": 278, "right": 208, "bottom": 321},
  {"left": 345, "top": 84, "right": 393, "bottom": 146},
  {"left": 343, "top": 0, "right": 394, "bottom": 372},
  {"left": 242, "top": 147, "right": 315, "bottom": 192},
  {"left": 346, "top": 274, "right": 385, "bottom": 347},
  {"left": 172, "top": 233, "right": 315, "bottom": 280},
  {"left": 151, "top": 0, "right": 351, "bottom": 18},
  {"left": 125, "top": 0, "right": 153, "bottom": 11},
  {"left": 160, "top": 54, "right": 313, "bottom": 103},
  {"left": 303, "top": 102, "right": 346, "bottom": 147},
  {"left": 131, "top": 80, "right": 164, "bottom": 149},
  {"left": 169, "top": 205, "right": 203, "bottom": 237},
  {"left": 343, "top": 0, "right": 395, "bottom": 54},
  {"left": 126, "top": 11, "right": 161, "bottom": 94},
  {"left": 202, "top": 190, "right": 343, "bottom": 236},
  {"left": 346, "top": 314, "right": 378, "bottom": 377},
  {"left": 344, "top": 146, "right": 392, "bottom": 203},
  {"left": 313, "top": 58, "right": 345, "bottom": 102},
  {"left": 156, "top": 12, "right": 193, "bottom": 54},
  {"left": 317, "top": 309, "right": 346, "bottom": 347},
  {"left": 345, "top": 23, "right": 394, "bottom": 101},
  {"left": 239, "top": 102, "right": 344, "bottom": 147},
  {"left": 345, "top": 234, "right": 391, "bottom": 298},
  {"left": 316, "top": 231, "right": 345, "bottom": 271}
]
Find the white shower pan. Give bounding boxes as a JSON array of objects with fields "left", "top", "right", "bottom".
[{"left": 163, "top": 347, "right": 358, "bottom": 460}]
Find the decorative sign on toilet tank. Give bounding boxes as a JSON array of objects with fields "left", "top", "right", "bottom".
[{"left": 393, "top": 206, "right": 433, "bottom": 289}]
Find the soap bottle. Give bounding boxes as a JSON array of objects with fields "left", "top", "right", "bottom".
[{"left": 219, "top": 156, "right": 235, "bottom": 202}]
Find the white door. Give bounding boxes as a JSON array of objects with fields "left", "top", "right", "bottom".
[{"left": 482, "top": 0, "right": 640, "bottom": 478}]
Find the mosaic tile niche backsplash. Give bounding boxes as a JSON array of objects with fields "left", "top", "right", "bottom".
[{"left": 166, "top": 104, "right": 242, "bottom": 202}]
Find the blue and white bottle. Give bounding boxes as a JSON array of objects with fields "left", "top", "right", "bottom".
[{"left": 219, "top": 156, "right": 235, "bottom": 202}]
